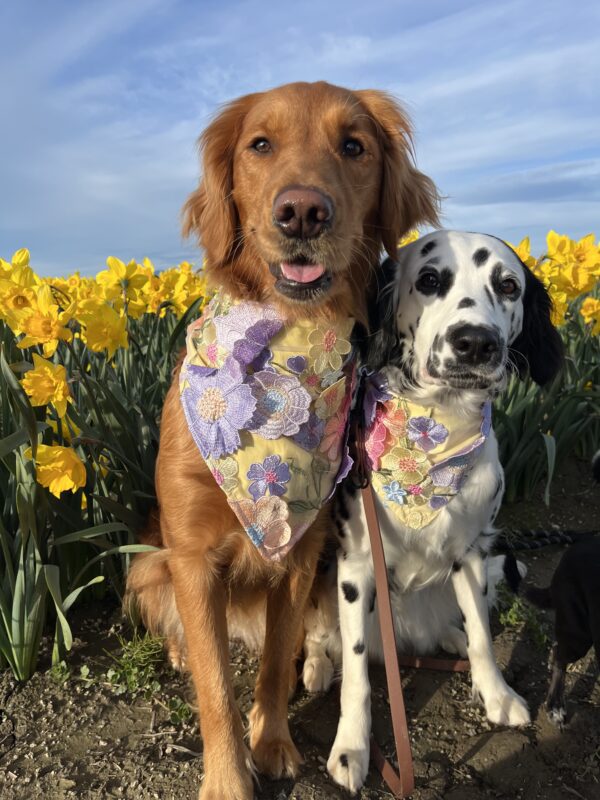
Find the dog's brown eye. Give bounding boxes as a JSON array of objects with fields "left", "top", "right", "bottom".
[
  {"left": 342, "top": 138, "right": 364, "bottom": 157},
  {"left": 416, "top": 271, "right": 440, "bottom": 294},
  {"left": 251, "top": 138, "right": 271, "bottom": 153},
  {"left": 500, "top": 278, "right": 518, "bottom": 295}
]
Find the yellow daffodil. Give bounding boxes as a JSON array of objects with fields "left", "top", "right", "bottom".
[
  {"left": 16, "top": 284, "right": 73, "bottom": 356},
  {"left": 580, "top": 297, "right": 600, "bottom": 336},
  {"left": 95, "top": 256, "right": 149, "bottom": 316},
  {"left": 47, "top": 416, "right": 81, "bottom": 443},
  {"left": 398, "top": 230, "right": 420, "bottom": 248},
  {"left": 78, "top": 301, "right": 128, "bottom": 358},
  {"left": 21, "top": 354, "right": 72, "bottom": 417},
  {"left": 24, "top": 444, "right": 86, "bottom": 497},
  {"left": 507, "top": 237, "right": 537, "bottom": 270}
]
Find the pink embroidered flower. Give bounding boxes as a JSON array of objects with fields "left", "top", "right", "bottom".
[
  {"left": 230, "top": 495, "right": 292, "bottom": 551},
  {"left": 365, "top": 408, "right": 389, "bottom": 471},
  {"left": 382, "top": 400, "right": 408, "bottom": 438},
  {"left": 319, "top": 410, "right": 347, "bottom": 461}
]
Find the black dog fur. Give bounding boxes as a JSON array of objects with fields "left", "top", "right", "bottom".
[{"left": 526, "top": 537, "right": 600, "bottom": 724}]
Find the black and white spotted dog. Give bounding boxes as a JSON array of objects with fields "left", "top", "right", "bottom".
[{"left": 301, "top": 230, "right": 563, "bottom": 793}]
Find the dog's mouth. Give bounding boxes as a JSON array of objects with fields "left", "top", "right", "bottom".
[
  {"left": 437, "top": 366, "right": 506, "bottom": 391},
  {"left": 269, "top": 257, "right": 332, "bottom": 301}
]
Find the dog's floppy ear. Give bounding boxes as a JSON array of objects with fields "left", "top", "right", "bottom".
[
  {"left": 361, "top": 256, "right": 404, "bottom": 370},
  {"left": 510, "top": 263, "right": 563, "bottom": 385},
  {"left": 354, "top": 90, "right": 440, "bottom": 258},
  {"left": 182, "top": 93, "right": 260, "bottom": 268}
]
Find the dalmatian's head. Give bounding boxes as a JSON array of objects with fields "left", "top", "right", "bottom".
[{"left": 366, "top": 230, "right": 563, "bottom": 395}]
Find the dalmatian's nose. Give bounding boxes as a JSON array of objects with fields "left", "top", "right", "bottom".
[{"left": 448, "top": 324, "right": 500, "bottom": 366}]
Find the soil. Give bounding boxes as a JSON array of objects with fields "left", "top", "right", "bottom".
[{"left": 1, "top": 457, "right": 599, "bottom": 800}]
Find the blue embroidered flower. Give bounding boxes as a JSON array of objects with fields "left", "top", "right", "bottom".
[
  {"left": 292, "top": 411, "right": 326, "bottom": 451},
  {"left": 182, "top": 357, "right": 256, "bottom": 459},
  {"left": 247, "top": 455, "right": 291, "bottom": 501},
  {"left": 407, "top": 416, "right": 449, "bottom": 452},
  {"left": 382, "top": 481, "right": 408, "bottom": 505},
  {"left": 249, "top": 371, "right": 311, "bottom": 438}
]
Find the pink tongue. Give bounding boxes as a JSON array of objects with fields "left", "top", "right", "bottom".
[{"left": 280, "top": 262, "right": 325, "bottom": 283}]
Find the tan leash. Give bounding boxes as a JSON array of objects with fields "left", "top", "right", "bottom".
[
  {"left": 362, "top": 481, "right": 414, "bottom": 797},
  {"left": 363, "top": 483, "right": 470, "bottom": 797}
]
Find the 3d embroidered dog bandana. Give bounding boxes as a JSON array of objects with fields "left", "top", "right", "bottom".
[
  {"left": 364, "top": 373, "right": 491, "bottom": 530},
  {"left": 179, "top": 293, "right": 355, "bottom": 561}
]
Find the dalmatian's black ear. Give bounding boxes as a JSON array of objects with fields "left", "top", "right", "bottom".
[
  {"left": 510, "top": 263, "right": 563, "bottom": 386},
  {"left": 363, "top": 256, "right": 405, "bottom": 370}
]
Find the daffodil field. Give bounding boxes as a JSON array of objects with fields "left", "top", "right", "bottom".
[{"left": 1, "top": 232, "right": 599, "bottom": 680}]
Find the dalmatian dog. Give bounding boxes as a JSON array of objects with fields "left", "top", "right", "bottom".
[{"left": 301, "top": 230, "right": 563, "bottom": 793}]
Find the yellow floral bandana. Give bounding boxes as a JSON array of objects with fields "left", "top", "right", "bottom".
[
  {"left": 364, "top": 374, "right": 491, "bottom": 530},
  {"left": 179, "top": 293, "right": 355, "bottom": 561}
]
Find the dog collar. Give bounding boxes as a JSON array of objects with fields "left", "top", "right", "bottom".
[
  {"left": 179, "top": 293, "right": 355, "bottom": 561},
  {"left": 363, "top": 372, "right": 492, "bottom": 530}
]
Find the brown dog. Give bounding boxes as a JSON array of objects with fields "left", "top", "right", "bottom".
[{"left": 126, "top": 80, "right": 438, "bottom": 800}]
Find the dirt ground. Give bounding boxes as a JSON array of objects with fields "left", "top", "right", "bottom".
[{"left": 1, "top": 458, "right": 599, "bottom": 800}]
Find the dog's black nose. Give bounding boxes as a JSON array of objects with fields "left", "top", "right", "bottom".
[
  {"left": 273, "top": 187, "right": 333, "bottom": 239},
  {"left": 448, "top": 324, "right": 501, "bottom": 366}
]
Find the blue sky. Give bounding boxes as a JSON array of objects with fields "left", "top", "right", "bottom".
[{"left": 1, "top": 0, "right": 598, "bottom": 276}]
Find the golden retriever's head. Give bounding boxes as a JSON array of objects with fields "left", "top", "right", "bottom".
[{"left": 183, "top": 81, "right": 439, "bottom": 321}]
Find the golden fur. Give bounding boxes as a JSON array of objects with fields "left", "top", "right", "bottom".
[{"left": 125, "top": 80, "right": 438, "bottom": 800}]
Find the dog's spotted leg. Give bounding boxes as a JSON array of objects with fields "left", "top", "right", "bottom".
[
  {"left": 452, "top": 548, "right": 530, "bottom": 726},
  {"left": 327, "top": 540, "right": 374, "bottom": 793},
  {"left": 168, "top": 553, "right": 254, "bottom": 800}
]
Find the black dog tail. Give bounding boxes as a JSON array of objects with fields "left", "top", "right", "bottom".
[{"left": 524, "top": 584, "right": 554, "bottom": 610}]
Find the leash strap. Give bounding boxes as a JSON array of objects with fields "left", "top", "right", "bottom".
[{"left": 362, "top": 482, "right": 414, "bottom": 798}]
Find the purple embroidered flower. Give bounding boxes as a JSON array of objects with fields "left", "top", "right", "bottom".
[
  {"left": 407, "top": 416, "right": 449, "bottom": 452},
  {"left": 247, "top": 455, "right": 291, "bottom": 501},
  {"left": 214, "top": 304, "right": 283, "bottom": 366},
  {"left": 429, "top": 495, "right": 449, "bottom": 510},
  {"left": 250, "top": 348, "right": 273, "bottom": 372},
  {"left": 248, "top": 371, "right": 311, "bottom": 438},
  {"left": 181, "top": 357, "right": 256, "bottom": 459},
  {"left": 361, "top": 368, "right": 391, "bottom": 427},
  {"left": 292, "top": 411, "right": 325, "bottom": 451},
  {"left": 287, "top": 355, "right": 306, "bottom": 374},
  {"left": 383, "top": 481, "right": 408, "bottom": 505},
  {"left": 187, "top": 364, "right": 217, "bottom": 378},
  {"left": 429, "top": 454, "right": 470, "bottom": 490}
]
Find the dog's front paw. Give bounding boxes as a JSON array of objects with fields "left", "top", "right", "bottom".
[
  {"left": 327, "top": 739, "right": 369, "bottom": 794},
  {"left": 200, "top": 755, "right": 254, "bottom": 800},
  {"left": 302, "top": 653, "right": 334, "bottom": 693},
  {"left": 252, "top": 736, "right": 302, "bottom": 779},
  {"left": 475, "top": 680, "right": 530, "bottom": 726}
]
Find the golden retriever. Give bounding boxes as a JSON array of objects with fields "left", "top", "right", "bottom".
[{"left": 126, "top": 80, "right": 438, "bottom": 800}]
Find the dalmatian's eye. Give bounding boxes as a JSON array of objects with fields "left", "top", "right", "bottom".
[
  {"left": 500, "top": 278, "right": 518, "bottom": 295},
  {"left": 416, "top": 271, "right": 441, "bottom": 294}
]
